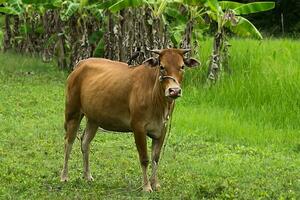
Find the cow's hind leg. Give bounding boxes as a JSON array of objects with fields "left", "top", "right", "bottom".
[
  {"left": 81, "top": 120, "right": 98, "bottom": 181},
  {"left": 61, "top": 113, "right": 82, "bottom": 182},
  {"left": 133, "top": 127, "right": 152, "bottom": 192}
]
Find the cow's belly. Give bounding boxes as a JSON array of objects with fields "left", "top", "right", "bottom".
[
  {"left": 96, "top": 115, "right": 132, "bottom": 132},
  {"left": 82, "top": 106, "right": 132, "bottom": 132}
]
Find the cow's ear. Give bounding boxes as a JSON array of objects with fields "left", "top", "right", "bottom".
[
  {"left": 184, "top": 58, "right": 200, "bottom": 68},
  {"left": 143, "top": 57, "right": 159, "bottom": 67}
]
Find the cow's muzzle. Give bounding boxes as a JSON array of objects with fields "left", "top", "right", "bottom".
[
  {"left": 167, "top": 87, "right": 182, "bottom": 99},
  {"left": 159, "top": 75, "right": 182, "bottom": 99}
]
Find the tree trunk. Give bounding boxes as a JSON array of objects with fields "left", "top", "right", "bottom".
[
  {"left": 105, "top": 11, "right": 114, "bottom": 60},
  {"left": 12, "top": 16, "right": 20, "bottom": 51},
  {"left": 181, "top": 20, "right": 193, "bottom": 54},
  {"left": 208, "top": 31, "right": 223, "bottom": 83},
  {"left": 42, "top": 10, "right": 55, "bottom": 62},
  {"left": 144, "top": 7, "right": 154, "bottom": 57},
  {"left": 2, "top": 7, "right": 171, "bottom": 69},
  {"left": 221, "top": 37, "right": 231, "bottom": 74},
  {"left": 118, "top": 9, "right": 126, "bottom": 61},
  {"left": 4, "top": 15, "right": 12, "bottom": 52},
  {"left": 54, "top": 11, "right": 67, "bottom": 70},
  {"left": 102, "top": 7, "right": 171, "bottom": 65}
]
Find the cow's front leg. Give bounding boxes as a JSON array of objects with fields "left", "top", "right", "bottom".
[
  {"left": 150, "top": 133, "right": 166, "bottom": 191},
  {"left": 133, "top": 127, "right": 152, "bottom": 192}
]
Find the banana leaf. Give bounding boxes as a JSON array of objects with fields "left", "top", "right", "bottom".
[
  {"left": 205, "top": 0, "right": 221, "bottom": 14},
  {"left": 60, "top": 2, "right": 79, "bottom": 21},
  {"left": 219, "top": 1, "right": 243, "bottom": 10},
  {"left": 0, "top": 7, "right": 19, "bottom": 14},
  {"left": 179, "top": 0, "right": 206, "bottom": 6},
  {"left": 109, "top": 0, "right": 146, "bottom": 13},
  {"left": 234, "top": 2, "right": 275, "bottom": 15},
  {"left": 228, "top": 16, "right": 263, "bottom": 39}
]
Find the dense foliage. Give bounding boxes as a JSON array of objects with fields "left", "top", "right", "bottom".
[{"left": 0, "top": 0, "right": 274, "bottom": 74}]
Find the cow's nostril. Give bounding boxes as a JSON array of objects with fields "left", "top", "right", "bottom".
[
  {"left": 168, "top": 88, "right": 181, "bottom": 97},
  {"left": 169, "top": 88, "right": 175, "bottom": 95}
]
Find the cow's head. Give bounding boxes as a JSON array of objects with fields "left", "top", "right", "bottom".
[{"left": 143, "top": 48, "right": 200, "bottom": 99}]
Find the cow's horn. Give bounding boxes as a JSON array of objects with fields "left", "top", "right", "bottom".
[
  {"left": 150, "top": 49, "right": 162, "bottom": 55},
  {"left": 180, "top": 49, "right": 191, "bottom": 54}
]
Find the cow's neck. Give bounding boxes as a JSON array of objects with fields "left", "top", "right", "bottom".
[{"left": 151, "top": 69, "right": 174, "bottom": 121}]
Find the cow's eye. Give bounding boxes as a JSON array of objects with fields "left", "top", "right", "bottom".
[
  {"left": 160, "top": 65, "right": 165, "bottom": 71},
  {"left": 181, "top": 66, "right": 185, "bottom": 70}
]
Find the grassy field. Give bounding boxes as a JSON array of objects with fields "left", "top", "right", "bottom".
[{"left": 0, "top": 39, "right": 299, "bottom": 199}]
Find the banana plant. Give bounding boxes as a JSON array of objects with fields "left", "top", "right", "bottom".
[
  {"left": 0, "top": 0, "right": 23, "bottom": 51},
  {"left": 213, "top": 1, "right": 276, "bottom": 39},
  {"left": 57, "top": 0, "right": 108, "bottom": 68},
  {"left": 0, "top": 0, "right": 23, "bottom": 15},
  {"left": 170, "top": 0, "right": 274, "bottom": 82},
  {"left": 109, "top": 0, "right": 145, "bottom": 13},
  {"left": 0, "top": 0, "right": 275, "bottom": 75},
  {"left": 108, "top": 0, "right": 208, "bottom": 58},
  {"left": 164, "top": 2, "right": 208, "bottom": 56},
  {"left": 0, "top": 0, "right": 107, "bottom": 69},
  {"left": 205, "top": 1, "right": 275, "bottom": 83},
  {"left": 107, "top": 0, "right": 178, "bottom": 62}
]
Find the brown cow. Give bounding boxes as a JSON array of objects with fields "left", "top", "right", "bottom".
[{"left": 60, "top": 48, "right": 200, "bottom": 192}]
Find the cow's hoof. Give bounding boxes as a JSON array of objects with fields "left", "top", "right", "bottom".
[
  {"left": 60, "top": 170, "right": 69, "bottom": 182},
  {"left": 143, "top": 183, "right": 153, "bottom": 192},
  {"left": 143, "top": 184, "right": 153, "bottom": 192},
  {"left": 83, "top": 174, "right": 94, "bottom": 181},
  {"left": 60, "top": 176, "right": 69, "bottom": 182},
  {"left": 150, "top": 178, "right": 161, "bottom": 191},
  {"left": 152, "top": 182, "right": 161, "bottom": 191}
]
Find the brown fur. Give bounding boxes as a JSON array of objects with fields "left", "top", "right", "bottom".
[{"left": 60, "top": 49, "right": 200, "bottom": 192}]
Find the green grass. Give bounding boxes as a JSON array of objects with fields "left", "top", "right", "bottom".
[
  {"left": 181, "top": 38, "right": 300, "bottom": 149},
  {"left": 0, "top": 39, "right": 300, "bottom": 199}
]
